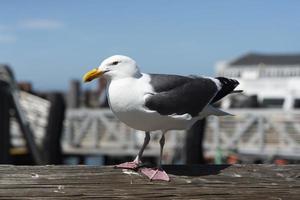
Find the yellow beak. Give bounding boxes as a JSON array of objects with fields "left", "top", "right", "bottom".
[{"left": 83, "top": 68, "right": 103, "bottom": 82}]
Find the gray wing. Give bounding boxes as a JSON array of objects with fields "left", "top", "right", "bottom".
[{"left": 145, "top": 74, "right": 219, "bottom": 117}]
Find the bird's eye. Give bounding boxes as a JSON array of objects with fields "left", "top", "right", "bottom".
[{"left": 111, "top": 61, "right": 119, "bottom": 65}]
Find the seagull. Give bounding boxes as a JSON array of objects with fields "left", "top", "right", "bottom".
[{"left": 83, "top": 55, "right": 241, "bottom": 181}]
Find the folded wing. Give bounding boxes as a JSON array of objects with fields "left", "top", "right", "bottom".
[{"left": 145, "top": 74, "right": 219, "bottom": 117}]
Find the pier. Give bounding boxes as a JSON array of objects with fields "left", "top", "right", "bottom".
[{"left": 0, "top": 164, "right": 299, "bottom": 199}]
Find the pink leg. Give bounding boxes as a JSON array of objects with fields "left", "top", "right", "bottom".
[
  {"left": 140, "top": 167, "right": 170, "bottom": 181},
  {"left": 115, "top": 132, "right": 150, "bottom": 170},
  {"left": 140, "top": 131, "right": 170, "bottom": 181},
  {"left": 115, "top": 158, "right": 141, "bottom": 170}
]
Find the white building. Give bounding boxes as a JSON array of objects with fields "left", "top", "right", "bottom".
[{"left": 216, "top": 53, "right": 300, "bottom": 109}]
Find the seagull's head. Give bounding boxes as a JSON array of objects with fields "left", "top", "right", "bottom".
[{"left": 83, "top": 55, "right": 141, "bottom": 82}]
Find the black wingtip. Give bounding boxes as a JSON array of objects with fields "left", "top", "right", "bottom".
[
  {"left": 211, "top": 77, "right": 241, "bottom": 103},
  {"left": 231, "top": 90, "right": 243, "bottom": 93}
]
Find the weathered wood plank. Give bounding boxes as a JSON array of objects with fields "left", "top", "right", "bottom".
[{"left": 0, "top": 165, "right": 299, "bottom": 199}]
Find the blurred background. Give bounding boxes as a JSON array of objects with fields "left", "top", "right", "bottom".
[{"left": 0, "top": 0, "right": 300, "bottom": 166}]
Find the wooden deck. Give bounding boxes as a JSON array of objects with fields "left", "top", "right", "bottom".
[{"left": 0, "top": 164, "right": 299, "bottom": 199}]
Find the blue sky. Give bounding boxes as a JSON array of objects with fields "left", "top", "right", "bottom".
[{"left": 0, "top": 0, "right": 299, "bottom": 90}]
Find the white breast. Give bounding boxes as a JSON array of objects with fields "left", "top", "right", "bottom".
[
  {"left": 107, "top": 74, "right": 152, "bottom": 129},
  {"left": 107, "top": 75, "right": 149, "bottom": 111}
]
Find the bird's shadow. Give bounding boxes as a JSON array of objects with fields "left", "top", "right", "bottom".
[{"left": 162, "top": 164, "right": 230, "bottom": 177}]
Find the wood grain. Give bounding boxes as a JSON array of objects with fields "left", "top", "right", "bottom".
[{"left": 0, "top": 165, "right": 299, "bottom": 199}]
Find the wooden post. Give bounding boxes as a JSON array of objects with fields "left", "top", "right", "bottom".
[
  {"left": 0, "top": 81, "right": 11, "bottom": 164},
  {"left": 43, "top": 93, "right": 66, "bottom": 164},
  {"left": 0, "top": 64, "right": 43, "bottom": 164},
  {"left": 11, "top": 90, "right": 44, "bottom": 164},
  {"left": 185, "top": 119, "right": 206, "bottom": 164},
  {"left": 68, "top": 80, "right": 80, "bottom": 108},
  {"left": 83, "top": 90, "right": 91, "bottom": 107}
]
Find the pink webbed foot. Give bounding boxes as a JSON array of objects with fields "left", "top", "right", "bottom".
[
  {"left": 140, "top": 167, "right": 170, "bottom": 181},
  {"left": 115, "top": 161, "right": 141, "bottom": 170}
]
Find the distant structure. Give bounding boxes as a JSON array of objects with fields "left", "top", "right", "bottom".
[{"left": 216, "top": 53, "right": 300, "bottom": 109}]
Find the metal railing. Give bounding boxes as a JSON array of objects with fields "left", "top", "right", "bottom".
[{"left": 205, "top": 109, "right": 300, "bottom": 159}]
